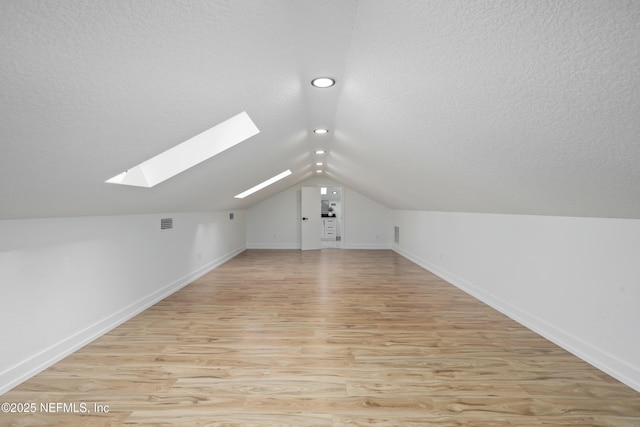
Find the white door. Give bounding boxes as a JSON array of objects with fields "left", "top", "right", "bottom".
[{"left": 301, "top": 186, "right": 321, "bottom": 250}]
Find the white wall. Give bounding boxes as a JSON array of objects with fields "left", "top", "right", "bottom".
[
  {"left": 0, "top": 210, "right": 246, "bottom": 395},
  {"left": 246, "top": 183, "right": 301, "bottom": 248},
  {"left": 343, "top": 188, "right": 392, "bottom": 249},
  {"left": 247, "top": 177, "right": 392, "bottom": 249},
  {"left": 392, "top": 210, "right": 640, "bottom": 392}
]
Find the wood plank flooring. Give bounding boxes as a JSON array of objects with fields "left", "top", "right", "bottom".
[{"left": 2, "top": 249, "right": 639, "bottom": 426}]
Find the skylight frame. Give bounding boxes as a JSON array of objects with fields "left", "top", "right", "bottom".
[{"left": 106, "top": 111, "right": 259, "bottom": 188}]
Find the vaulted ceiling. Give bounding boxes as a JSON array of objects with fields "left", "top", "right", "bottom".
[{"left": 2, "top": 1, "right": 639, "bottom": 219}]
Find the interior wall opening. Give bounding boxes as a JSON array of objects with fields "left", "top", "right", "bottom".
[{"left": 321, "top": 186, "right": 343, "bottom": 248}]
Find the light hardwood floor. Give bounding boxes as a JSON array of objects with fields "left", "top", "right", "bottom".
[{"left": 2, "top": 249, "right": 639, "bottom": 426}]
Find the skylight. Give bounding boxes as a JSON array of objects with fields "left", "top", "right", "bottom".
[
  {"left": 106, "top": 111, "right": 259, "bottom": 188},
  {"left": 234, "top": 170, "right": 292, "bottom": 199}
]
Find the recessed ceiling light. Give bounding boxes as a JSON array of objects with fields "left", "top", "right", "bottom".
[
  {"left": 311, "top": 77, "right": 335, "bottom": 88},
  {"left": 316, "top": 169, "right": 323, "bottom": 173},
  {"left": 316, "top": 162, "right": 323, "bottom": 166},
  {"left": 234, "top": 169, "right": 292, "bottom": 199},
  {"left": 315, "top": 150, "right": 326, "bottom": 154},
  {"left": 314, "top": 128, "right": 329, "bottom": 134},
  {"left": 106, "top": 111, "right": 259, "bottom": 188}
]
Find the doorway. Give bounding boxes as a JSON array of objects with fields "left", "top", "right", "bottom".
[
  {"left": 320, "top": 186, "right": 342, "bottom": 248},
  {"left": 300, "top": 186, "right": 344, "bottom": 250}
]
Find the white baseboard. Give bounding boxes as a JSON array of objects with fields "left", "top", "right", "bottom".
[
  {"left": 342, "top": 243, "right": 391, "bottom": 250},
  {"left": 0, "top": 246, "right": 245, "bottom": 396},
  {"left": 246, "top": 243, "right": 300, "bottom": 249},
  {"left": 393, "top": 245, "right": 640, "bottom": 394},
  {"left": 247, "top": 243, "right": 392, "bottom": 250}
]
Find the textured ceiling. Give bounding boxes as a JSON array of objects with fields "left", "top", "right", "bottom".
[{"left": 2, "top": 0, "right": 640, "bottom": 219}]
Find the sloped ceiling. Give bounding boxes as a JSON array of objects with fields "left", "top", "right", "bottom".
[{"left": 2, "top": 1, "right": 640, "bottom": 219}]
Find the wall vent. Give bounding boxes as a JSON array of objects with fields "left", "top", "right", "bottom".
[
  {"left": 229, "top": 212, "right": 234, "bottom": 220},
  {"left": 394, "top": 226, "right": 400, "bottom": 244},
  {"left": 161, "top": 218, "right": 173, "bottom": 230}
]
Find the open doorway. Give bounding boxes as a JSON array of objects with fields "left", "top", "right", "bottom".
[{"left": 321, "top": 186, "right": 343, "bottom": 248}]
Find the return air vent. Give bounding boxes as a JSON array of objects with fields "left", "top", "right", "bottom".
[
  {"left": 161, "top": 218, "right": 173, "bottom": 230},
  {"left": 394, "top": 226, "right": 400, "bottom": 244}
]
